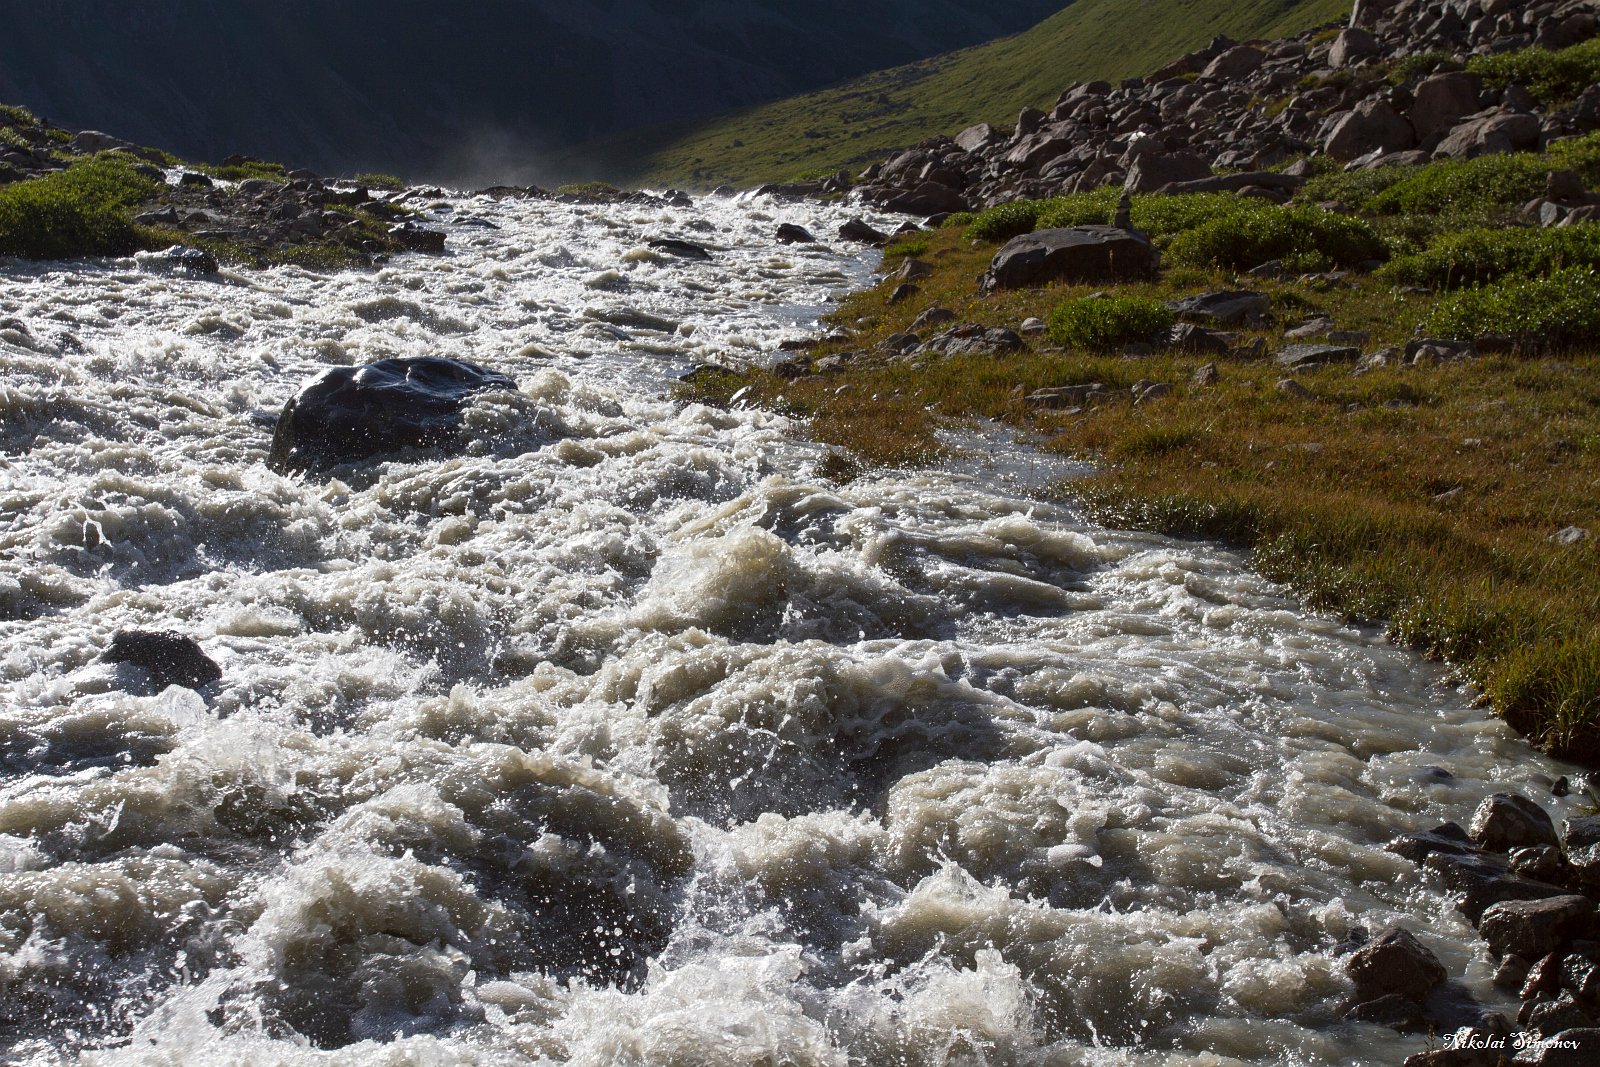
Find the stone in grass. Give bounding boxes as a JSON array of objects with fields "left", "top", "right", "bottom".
[
  {"left": 103, "top": 630, "right": 222, "bottom": 691},
  {"left": 1469, "top": 793, "right": 1559, "bottom": 852},
  {"left": 982, "top": 226, "right": 1158, "bottom": 290},
  {"left": 267, "top": 356, "right": 517, "bottom": 475},
  {"left": 1165, "top": 290, "right": 1270, "bottom": 326},
  {"left": 1275, "top": 343, "right": 1361, "bottom": 371},
  {"left": 1347, "top": 927, "right": 1447, "bottom": 1001}
]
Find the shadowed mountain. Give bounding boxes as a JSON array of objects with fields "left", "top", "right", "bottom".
[{"left": 0, "top": 0, "right": 1067, "bottom": 184}]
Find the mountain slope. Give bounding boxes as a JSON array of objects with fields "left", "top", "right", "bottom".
[
  {"left": 0, "top": 0, "right": 1064, "bottom": 184},
  {"left": 596, "top": 0, "right": 1353, "bottom": 187}
]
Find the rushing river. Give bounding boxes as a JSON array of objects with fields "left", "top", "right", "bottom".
[{"left": 0, "top": 190, "right": 1584, "bottom": 1066}]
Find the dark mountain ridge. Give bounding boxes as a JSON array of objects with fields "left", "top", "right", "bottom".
[{"left": 0, "top": 0, "right": 1067, "bottom": 183}]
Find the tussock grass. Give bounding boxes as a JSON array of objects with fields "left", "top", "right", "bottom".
[
  {"left": 1049, "top": 295, "right": 1174, "bottom": 349},
  {"left": 1469, "top": 37, "right": 1600, "bottom": 107},
  {"left": 1379, "top": 225, "right": 1600, "bottom": 289},
  {"left": 1421, "top": 268, "right": 1600, "bottom": 344},
  {"left": 0, "top": 154, "right": 161, "bottom": 258}
]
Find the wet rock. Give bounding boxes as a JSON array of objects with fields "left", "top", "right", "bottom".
[
  {"left": 1478, "top": 896, "right": 1594, "bottom": 960},
  {"left": 1344, "top": 992, "right": 1426, "bottom": 1030},
  {"left": 838, "top": 218, "right": 889, "bottom": 246},
  {"left": 775, "top": 223, "right": 816, "bottom": 244},
  {"left": 649, "top": 237, "right": 713, "bottom": 260},
  {"left": 1469, "top": 793, "right": 1559, "bottom": 852},
  {"left": 983, "top": 226, "right": 1158, "bottom": 290},
  {"left": 1387, "top": 823, "right": 1476, "bottom": 867},
  {"left": 1424, "top": 850, "right": 1573, "bottom": 925},
  {"left": 103, "top": 630, "right": 222, "bottom": 691},
  {"left": 267, "top": 356, "right": 517, "bottom": 474},
  {"left": 1523, "top": 993, "right": 1598, "bottom": 1035},
  {"left": 388, "top": 222, "right": 446, "bottom": 253},
  {"left": 1347, "top": 927, "right": 1447, "bottom": 1001},
  {"left": 1275, "top": 343, "right": 1361, "bottom": 371},
  {"left": 136, "top": 244, "right": 220, "bottom": 276},
  {"left": 1525, "top": 1029, "right": 1600, "bottom": 1066},
  {"left": 1565, "top": 816, "right": 1600, "bottom": 883},
  {"left": 1167, "top": 290, "right": 1270, "bottom": 326}
]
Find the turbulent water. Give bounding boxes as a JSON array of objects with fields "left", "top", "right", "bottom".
[{"left": 0, "top": 190, "right": 1585, "bottom": 1066}]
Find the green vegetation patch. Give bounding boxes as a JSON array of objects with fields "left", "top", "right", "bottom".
[
  {"left": 1469, "top": 38, "right": 1600, "bottom": 107},
  {"left": 1049, "top": 295, "right": 1175, "bottom": 349},
  {"left": 1379, "top": 224, "right": 1600, "bottom": 289},
  {"left": 1421, "top": 267, "right": 1600, "bottom": 344},
  {"left": 1164, "top": 202, "right": 1385, "bottom": 270},
  {"left": 353, "top": 172, "right": 406, "bottom": 191},
  {"left": 0, "top": 154, "right": 162, "bottom": 259}
]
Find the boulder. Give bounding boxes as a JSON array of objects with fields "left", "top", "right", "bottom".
[
  {"left": 649, "top": 237, "right": 713, "bottom": 260},
  {"left": 838, "top": 218, "right": 889, "bottom": 246},
  {"left": 1348, "top": 927, "right": 1448, "bottom": 1000},
  {"left": 1158, "top": 323, "right": 1230, "bottom": 354},
  {"left": 103, "top": 630, "right": 222, "bottom": 691},
  {"left": 267, "top": 356, "right": 518, "bottom": 474},
  {"left": 1167, "top": 290, "right": 1271, "bottom": 326},
  {"left": 1329, "top": 28, "right": 1381, "bottom": 68},
  {"left": 775, "top": 223, "right": 816, "bottom": 244},
  {"left": 1201, "top": 45, "right": 1266, "bottom": 81},
  {"left": 1469, "top": 793, "right": 1559, "bottom": 852},
  {"left": 1425, "top": 850, "right": 1574, "bottom": 924},
  {"left": 388, "top": 222, "right": 446, "bottom": 253},
  {"left": 135, "top": 245, "right": 220, "bottom": 276},
  {"left": 1478, "top": 896, "right": 1594, "bottom": 960},
  {"left": 983, "top": 226, "right": 1158, "bottom": 289},
  {"left": 954, "top": 122, "right": 1001, "bottom": 153},
  {"left": 1326, "top": 99, "right": 1418, "bottom": 161},
  {"left": 878, "top": 182, "right": 967, "bottom": 216},
  {"left": 1389, "top": 823, "right": 1478, "bottom": 863},
  {"left": 1435, "top": 111, "right": 1542, "bottom": 159},
  {"left": 1124, "top": 152, "right": 1214, "bottom": 193},
  {"left": 1411, "top": 72, "right": 1484, "bottom": 143}
]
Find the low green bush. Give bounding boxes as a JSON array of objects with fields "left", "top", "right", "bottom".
[
  {"left": 1165, "top": 202, "right": 1386, "bottom": 270},
  {"left": 1469, "top": 38, "right": 1600, "bottom": 106},
  {"left": 1378, "top": 224, "right": 1600, "bottom": 289},
  {"left": 0, "top": 154, "right": 161, "bottom": 259},
  {"left": 1420, "top": 267, "right": 1600, "bottom": 344},
  {"left": 965, "top": 200, "right": 1046, "bottom": 241},
  {"left": 1048, "top": 295, "right": 1175, "bottom": 349},
  {"left": 353, "top": 172, "right": 406, "bottom": 191},
  {"left": 0, "top": 103, "right": 40, "bottom": 127}
]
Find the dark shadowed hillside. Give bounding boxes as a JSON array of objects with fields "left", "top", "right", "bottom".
[{"left": 0, "top": 0, "right": 1067, "bottom": 183}]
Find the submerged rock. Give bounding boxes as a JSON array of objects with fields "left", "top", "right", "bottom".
[
  {"left": 136, "top": 244, "right": 220, "bottom": 276},
  {"left": 1347, "top": 927, "right": 1447, "bottom": 1001},
  {"left": 267, "top": 356, "right": 517, "bottom": 474},
  {"left": 102, "top": 630, "right": 221, "bottom": 691}
]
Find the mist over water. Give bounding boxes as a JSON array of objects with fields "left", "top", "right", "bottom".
[{"left": 0, "top": 189, "right": 1581, "bottom": 1065}]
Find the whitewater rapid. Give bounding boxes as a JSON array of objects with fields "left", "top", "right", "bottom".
[{"left": 0, "top": 189, "right": 1582, "bottom": 1066}]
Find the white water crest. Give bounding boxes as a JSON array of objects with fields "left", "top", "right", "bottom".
[{"left": 0, "top": 189, "right": 1583, "bottom": 1065}]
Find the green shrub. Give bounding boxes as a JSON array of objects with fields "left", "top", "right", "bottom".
[
  {"left": 1420, "top": 267, "right": 1600, "bottom": 344},
  {"left": 965, "top": 200, "right": 1046, "bottom": 241},
  {"left": 1165, "top": 202, "right": 1386, "bottom": 270},
  {"left": 1389, "top": 51, "right": 1462, "bottom": 84},
  {"left": 353, "top": 171, "right": 406, "bottom": 191},
  {"left": 0, "top": 154, "right": 161, "bottom": 259},
  {"left": 203, "top": 159, "right": 284, "bottom": 182},
  {"left": 1378, "top": 224, "right": 1600, "bottom": 289},
  {"left": 1469, "top": 38, "right": 1600, "bottom": 106},
  {"left": 1048, "top": 295, "right": 1175, "bottom": 349},
  {"left": 0, "top": 103, "right": 39, "bottom": 127}
]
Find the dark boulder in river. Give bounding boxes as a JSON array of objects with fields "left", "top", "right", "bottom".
[
  {"left": 267, "top": 356, "right": 517, "bottom": 474},
  {"left": 103, "top": 630, "right": 221, "bottom": 691}
]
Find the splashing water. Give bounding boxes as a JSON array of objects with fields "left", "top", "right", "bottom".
[{"left": 0, "top": 189, "right": 1581, "bottom": 1065}]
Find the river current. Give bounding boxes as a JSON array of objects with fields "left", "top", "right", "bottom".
[{"left": 0, "top": 189, "right": 1583, "bottom": 1065}]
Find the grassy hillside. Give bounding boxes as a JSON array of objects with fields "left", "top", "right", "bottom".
[{"left": 601, "top": 0, "right": 1352, "bottom": 187}]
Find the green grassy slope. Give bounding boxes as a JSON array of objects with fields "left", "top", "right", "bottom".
[{"left": 598, "top": 0, "right": 1352, "bottom": 187}]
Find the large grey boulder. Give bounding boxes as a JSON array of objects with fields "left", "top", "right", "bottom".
[
  {"left": 983, "top": 226, "right": 1159, "bottom": 289},
  {"left": 1124, "top": 152, "right": 1213, "bottom": 193},
  {"left": 1326, "top": 99, "right": 1417, "bottom": 161},
  {"left": 1201, "top": 45, "right": 1266, "bottom": 81},
  {"left": 955, "top": 122, "right": 1001, "bottom": 153},
  {"left": 1329, "top": 27, "right": 1381, "bottom": 68},
  {"left": 1411, "top": 72, "right": 1484, "bottom": 143},
  {"left": 1434, "top": 110, "right": 1542, "bottom": 159}
]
